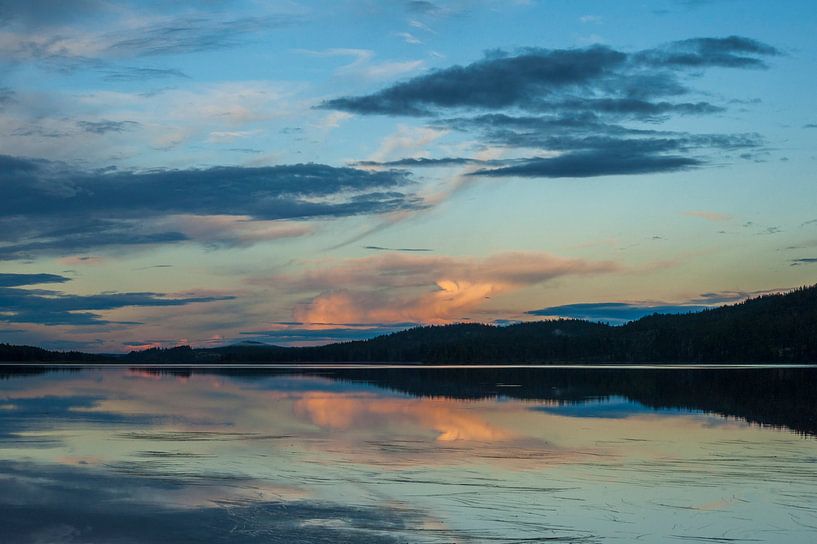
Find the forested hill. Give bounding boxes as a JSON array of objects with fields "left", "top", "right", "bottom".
[
  {"left": 2, "top": 285, "right": 817, "bottom": 364},
  {"left": 0, "top": 344, "right": 110, "bottom": 363},
  {"left": 215, "top": 284, "right": 817, "bottom": 363},
  {"left": 109, "top": 284, "right": 817, "bottom": 363}
]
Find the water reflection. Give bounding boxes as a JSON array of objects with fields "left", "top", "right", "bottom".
[{"left": 0, "top": 366, "right": 815, "bottom": 543}]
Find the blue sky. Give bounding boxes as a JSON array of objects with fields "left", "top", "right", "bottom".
[{"left": 0, "top": 0, "right": 815, "bottom": 351}]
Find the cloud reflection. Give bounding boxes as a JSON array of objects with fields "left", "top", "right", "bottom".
[{"left": 293, "top": 392, "right": 512, "bottom": 442}]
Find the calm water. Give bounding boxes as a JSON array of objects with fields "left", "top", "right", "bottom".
[{"left": 1, "top": 365, "right": 816, "bottom": 543}]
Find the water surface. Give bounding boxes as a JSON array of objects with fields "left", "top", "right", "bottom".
[{"left": 1, "top": 365, "right": 816, "bottom": 543}]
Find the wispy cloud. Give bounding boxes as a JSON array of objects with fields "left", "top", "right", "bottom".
[{"left": 297, "top": 48, "right": 425, "bottom": 80}]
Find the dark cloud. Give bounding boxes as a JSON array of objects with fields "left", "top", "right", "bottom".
[
  {"left": 10, "top": 126, "right": 69, "bottom": 138},
  {"left": 363, "top": 113, "right": 760, "bottom": 178},
  {"left": 0, "top": 155, "right": 415, "bottom": 218},
  {"left": 322, "top": 38, "right": 777, "bottom": 116},
  {"left": 355, "top": 157, "right": 487, "bottom": 168},
  {"left": 528, "top": 302, "right": 709, "bottom": 323},
  {"left": 323, "top": 46, "right": 629, "bottom": 115},
  {"left": 0, "top": 155, "right": 421, "bottom": 259},
  {"left": 0, "top": 217, "right": 188, "bottom": 260},
  {"left": 688, "top": 289, "right": 786, "bottom": 304},
  {"left": 132, "top": 264, "right": 173, "bottom": 271},
  {"left": 471, "top": 150, "right": 699, "bottom": 178},
  {"left": 0, "top": 273, "right": 70, "bottom": 287},
  {"left": 440, "top": 116, "right": 758, "bottom": 178},
  {"left": 322, "top": 39, "right": 773, "bottom": 180},
  {"left": 364, "top": 246, "right": 433, "bottom": 252},
  {"left": 790, "top": 258, "right": 817, "bottom": 266},
  {"left": 100, "top": 67, "right": 189, "bottom": 82},
  {"left": 0, "top": 284, "right": 234, "bottom": 326},
  {"left": 803, "top": 124, "right": 817, "bottom": 129},
  {"left": 0, "top": 87, "right": 14, "bottom": 107},
  {"left": 636, "top": 36, "right": 780, "bottom": 69},
  {"left": 76, "top": 120, "right": 140, "bottom": 134},
  {"left": 405, "top": 1, "right": 440, "bottom": 14}
]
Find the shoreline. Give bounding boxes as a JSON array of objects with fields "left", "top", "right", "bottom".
[{"left": 2, "top": 362, "right": 817, "bottom": 370}]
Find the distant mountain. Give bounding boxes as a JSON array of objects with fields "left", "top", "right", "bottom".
[{"left": 3, "top": 285, "right": 817, "bottom": 364}]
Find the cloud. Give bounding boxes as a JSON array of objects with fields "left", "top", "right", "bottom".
[
  {"left": 636, "top": 36, "right": 780, "bottom": 69},
  {"left": 0, "top": 461, "right": 421, "bottom": 543},
  {"left": 322, "top": 46, "right": 629, "bottom": 115},
  {"left": 470, "top": 149, "right": 699, "bottom": 178},
  {"left": 532, "top": 287, "right": 795, "bottom": 323},
  {"left": 405, "top": 1, "right": 440, "bottom": 14},
  {"left": 528, "top": 302, "right": 710, "bottom": 324},
  {"left": 682, "top": 210, "right": 732, "bottom": 222},
  {"left": 320, "top": 39, "right": 771, "bottom": 182},
  {"left": 0, "top": 87, "right": 14, "bottom": 107},
  {"left": 100, "top": 66, "right": 189, "bottom": 82},
  {"left": 0, "top": 273, "right": 235, "bottom": 326},
  {"left": 0, "top": 0, "right": 108, "bottom": 28},
  {"left": 0, "top": 273, "right": 70, "bottom": 287},
  {"left": 150, "top": 215, "right": 314, "bottom": 248},
  {"left": 790, "top": 258, "right": 817, "bottom": 266},
  {"left": 105, "top": 16, "right": 298, "bottom": 58},
  {"left": 0, "top": 81, "right": 305, "bottom": 165},
  {"left": 364, "top": 246, "right": 432, "bottom": 252},
  {"left": 366, "top": 125, "right": 447, "bottom": 163},
  {"left": 356, "top": 157, "right": 487, "bottom": 168},
  {"left": 0, "top": 154, "right": 422, "bottom": 259},
  {"left": 58, "top": 255, "right": 105, "bottom": 266},
  {"left": 265, "top": 252, "right": 619, "bottom": 324},
  {"left": 580, "top": 15, "right": 603, "bottom": 24},
  {"left": 688, "top": 288, "right": 788, "bottom": 304},
  {"left": 293, "top": 393, "right": 513, "bottom": 442},
  {"left": 322, "top": 38, "right": 777, "bottom": 116},
  {"left": 298, "top": 48, "right": 425, "bottom": 81},
  {"left": 395, "top": 32, "right": 422, "bottom": 45},
  {"left": 1, "top": 15, "right": 297, "bottom": 62},
  {"left": 76, "top": 120, "right": 140, "bottom": 134}
]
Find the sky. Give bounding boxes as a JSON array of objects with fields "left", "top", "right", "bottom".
[{"left": 0, "top": 0, "right": 815, "bottom": 352}]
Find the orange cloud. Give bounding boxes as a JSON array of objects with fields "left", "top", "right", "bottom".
[
  {"left": 293, "top": 393, "right": 512, "bottom": 442},
  {"left": 279, "top": 251, "right": 620, "bottom": 324}
]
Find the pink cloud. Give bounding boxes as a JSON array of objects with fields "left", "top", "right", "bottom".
[
  {"left": 682, "top": 210, "right": 732, "bottom": 222},
  {"left": 271, "top": 251, "right": 620, "bottom": 324}
]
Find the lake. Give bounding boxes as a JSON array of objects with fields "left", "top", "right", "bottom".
[{"left": 1, "top": 365, "right": 816, "bottom": 543}]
